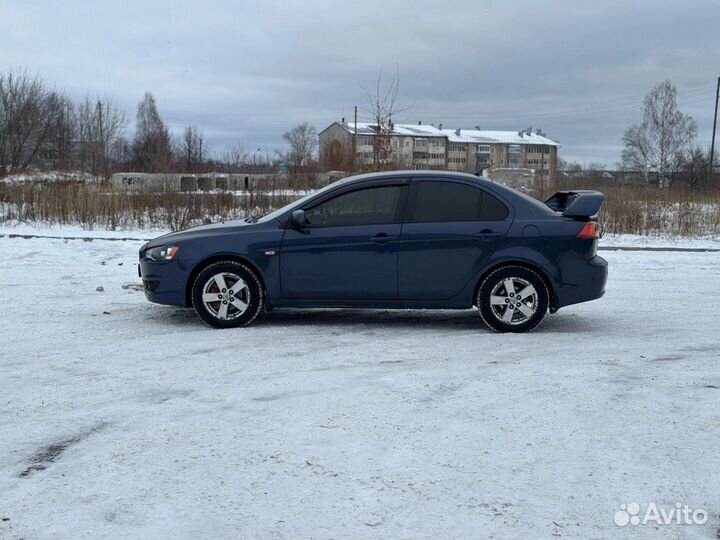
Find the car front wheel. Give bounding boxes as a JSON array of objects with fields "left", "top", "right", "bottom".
[
  {"left": 191, "top": 261, "right": 264, "bottom": 329},
  {"left": 477, "top": 265, "right": 549, "bottom": 333}
]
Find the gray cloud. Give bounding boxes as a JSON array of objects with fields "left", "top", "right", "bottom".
[{"left": 1, "top": 0, "right": 718, "bottom": 165}]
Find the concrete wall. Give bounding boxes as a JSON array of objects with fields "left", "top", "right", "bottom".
[{"left": 110, "top": 172, "right": 285, "bottom": 191}]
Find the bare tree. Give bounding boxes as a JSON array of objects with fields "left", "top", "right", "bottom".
[
  {"left": 46, "top": 94, "right": 77, "bottom": 170},
  {"left": 180, "top": 126, "right": 205, "bottom": 172},
  {"left": 0, "top": 70, "right": 64, "bottom": 174},
  {"left": 362, "top": 68, "right": 410, "bottom": 170},
  {"left": 108, "top": 136, "right": 132, "bottom": 171},
  {"left": 76, "top": 96, "right": 127, "bottom": 178},
  {"left": 132, "top": 92, "right": 173, "bottom": 172},
  {"left": 320, "top": 139, "right": 353, "bottom": 171},
  {"left": 621, "top": 80, "right": 697, "bottom": 187},
  {"left": 283, "top": 122, "right": 317, "bottom": 177},
  {"left": 682, "top": 146, "right": 709, "bottom": 193},
  {"left": 222, "top": 144, "right": 248, "bottom": 172}
]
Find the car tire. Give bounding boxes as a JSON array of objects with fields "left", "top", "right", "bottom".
[
  {"left": 191, "top": 260, "right": 264, "bottom": 329},
  {"left": 477, "top": 265, "right": 549, "bottom": 333}
]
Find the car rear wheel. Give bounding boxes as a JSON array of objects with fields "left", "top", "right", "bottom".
[
  {"left": 477, "top": 266, "right": 549, "bottom": 333},
  {"left": 191, "top": 261, "right": 264, "bottom": 329}
]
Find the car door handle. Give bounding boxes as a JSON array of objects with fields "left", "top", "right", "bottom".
[
  {"left": 370, "top": 234, "right": 397, "bottom": 243},
  {"left": 475, "top": 230, "right": 502, "bottom": 239}
]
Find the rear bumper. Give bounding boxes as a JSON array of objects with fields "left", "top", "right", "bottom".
[
  {"left": 555, "top": 255, "right": 608, "bottom": 309},
  {"left": 139, "top": 259, "right": 190, "bottom": 306}
]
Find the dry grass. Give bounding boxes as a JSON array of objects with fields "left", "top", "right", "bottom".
[
  {"left": 534, "top": 180, "right": 720, "bottom": 237},
  {"left": 1, "top": 179, "right": 719, "bottom": 237},
  {"left": 597, "top": 185, "right": 720, "bottom": 237},
  {"left": 0, "top": 182, "right": 298, "bottom": 231}
]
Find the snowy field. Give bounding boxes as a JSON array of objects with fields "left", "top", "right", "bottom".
[{"left": 1, "top": 231, "right": 719, "bottom": 539}]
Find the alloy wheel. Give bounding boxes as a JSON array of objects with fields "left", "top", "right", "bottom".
[
  {"left": 201, "top": 272, "right": 251, "bottom": 320},
  {"left": 489, "top": 276, "right": 539, "bottom": 326}
]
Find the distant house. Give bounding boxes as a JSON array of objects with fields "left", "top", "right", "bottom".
[{"left": 319, "top": 121, "right": 559, "bottom": 185}]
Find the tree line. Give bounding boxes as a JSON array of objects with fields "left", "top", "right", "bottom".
[
  {"left": 0, "top": 69, "right": 318, "bottom": 179},
  {"left": 621, "top": 80, "right": 712, "bottom": 191}
]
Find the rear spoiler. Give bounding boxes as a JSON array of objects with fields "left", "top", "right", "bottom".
[{"left": 544, "top": 190, "right": 604, "bottom": 218}]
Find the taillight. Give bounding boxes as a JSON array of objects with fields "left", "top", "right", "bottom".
[{"left": 577, "top": 221, "right": 600, "bottom": 239}]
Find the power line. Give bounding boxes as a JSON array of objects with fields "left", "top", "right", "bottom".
[{"left": 710, "top": 77, "right": 719, "bottom": 179}]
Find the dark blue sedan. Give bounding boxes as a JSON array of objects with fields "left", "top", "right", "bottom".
[{"left": 139, "top": 171, "right": 607, "bottom": 332}]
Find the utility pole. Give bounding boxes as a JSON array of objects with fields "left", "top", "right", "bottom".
[
  {"left": 710, "top": 76, "right": 719, "bottom": 181},
  {"left": 353, "top": 105, "right": 358, "bottom": 172}
]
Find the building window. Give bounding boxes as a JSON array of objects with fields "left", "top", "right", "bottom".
[
  {"left": 449, "top": 157, "right": 466, "bottom": 164},
  {"left": 476, "top": 145, "right": 490, "bottom": 153},
  {"left": 509, "top": 145, "right": 521, "bottom": 154},
  {"left": 449, "top": 144, "right": 466, "bottom": 152}
]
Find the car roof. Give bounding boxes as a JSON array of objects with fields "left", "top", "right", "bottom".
[{"left": 339, "top": 169, "right": 486, "bottom": 184}]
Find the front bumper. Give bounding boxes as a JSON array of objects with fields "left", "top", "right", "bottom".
[
  {"left": 139, "top": 258, "right": 191, "bottom": 306},
  {"left": 555, "top": 255, "right": 608, "bottom": 309}
]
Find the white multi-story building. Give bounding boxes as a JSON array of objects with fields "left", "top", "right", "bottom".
[
  {"left": 319, "top": 121, "right": 560, "bottom": 183},
  {"left": 319, "top": 121, "right": 447, "bottom": 170}
]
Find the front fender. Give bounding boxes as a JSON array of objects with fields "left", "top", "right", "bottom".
[{"left": 176, "top": 229, "right": 283, "bottom": 305}]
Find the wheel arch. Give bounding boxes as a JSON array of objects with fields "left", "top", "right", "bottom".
[
  {"left": 185, "top": 254, "right": 267, "bottom": 308},
  {"left": 472, "top": 260, "right": 558, "bottom": 312}
]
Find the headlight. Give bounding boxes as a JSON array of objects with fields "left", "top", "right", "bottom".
[{"left": 146, "top": 245, "right": 180, "bottom": 261}]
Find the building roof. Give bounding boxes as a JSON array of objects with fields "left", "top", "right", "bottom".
[
  {"left": 442, "top": 129, "right": 560, "bottom": 146},
  {"left": 329, "top": 121, "right": 559, "bottom": 146},
  {"left": 338, "top": 122, "right": 447, "bottom": 138}
]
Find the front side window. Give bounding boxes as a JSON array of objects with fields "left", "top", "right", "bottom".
[
  {"left": 410, "top": 181, "right": 508, "bottom": 222},
  {"left": 305, "top": 185, "right": 402, "bottom": 227}
]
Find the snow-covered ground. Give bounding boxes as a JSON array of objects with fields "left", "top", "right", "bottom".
[{"left": 1, "top": 232, "right": 719, "bottom": 539}]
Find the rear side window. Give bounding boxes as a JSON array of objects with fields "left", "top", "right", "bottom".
[
  {"left": 410, "top": 181, "right": 508, "bottom": 222},
  {"left": 305, "top": 185, "right": 402, "bottom": 227}
]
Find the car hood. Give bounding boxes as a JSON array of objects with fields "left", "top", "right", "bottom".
[{"left": 145, "top": 219, "right": 254, "bottom": 248}]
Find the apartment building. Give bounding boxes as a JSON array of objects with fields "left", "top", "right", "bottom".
[
  {"left": 443, "top": 128, "right": 558, "bottom": 178},
  {"left": 319, "top": 121, "right": 448, "bottom": 171},
  {"left": 319, "top": 121, "right": 559, "bottom": 183}
]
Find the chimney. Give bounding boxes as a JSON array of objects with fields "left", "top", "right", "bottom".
[
  {"left": 341, "top": 117, "right": 345, "bottom": 123},
  {"left": 439, "top": 123, "right": 443, "bottom": 130},
  {"left": 474, "top": 125, "right": 481, "bottom": 130},
  {"left": 455, "top": 128, "right": 461, "bottom": 136},
  {"left": 418, "top": 120, "right": 422, "bottom": 125},
  {"left": 518, "top": 131, "right": 524, "bottom": 138}
]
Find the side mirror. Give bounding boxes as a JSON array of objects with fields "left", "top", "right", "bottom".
[{"left": 290, "top": 209, "right": 309, "bottom": 228}]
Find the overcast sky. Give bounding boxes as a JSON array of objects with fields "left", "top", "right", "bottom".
[{"left": 1, "top": 0, "right": 718, "bottom": 165}]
